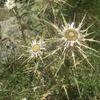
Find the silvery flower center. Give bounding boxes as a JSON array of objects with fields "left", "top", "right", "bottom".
[
  {"left": 64, "top": 29, "right": 79, "bottom": 41},
  {"left": 32, "top": 44, "right": 40, "bottom": 52}
]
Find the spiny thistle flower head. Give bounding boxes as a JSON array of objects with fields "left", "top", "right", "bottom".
[
  {"left": 59, "top": 15, "right": 96, "bottom": 52},
  {"left": 5, "top": 0, "right": 16, "bottom": 10},
  {"left": 62, "top": 22, "right": 81, "bottom": 47},
  {"left": 45, "top": 14, "right": 100, "bottom": 69},
  {"left": 29, "top": 39, "right": 45, "bottom": 58}
]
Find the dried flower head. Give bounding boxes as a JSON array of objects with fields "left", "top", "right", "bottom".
[
  {"left": 61, "top": 22, "right": 81, "bottom": 47},
  {"left": 5, "top": 0, "right": 16, "bottom": 10},
  {"left": 29, "top": 39, "right": 45, "bottom": 58}
]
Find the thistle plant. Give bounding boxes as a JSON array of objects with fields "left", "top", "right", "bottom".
[
  {"left": 0, "top": 0, "right": 100, "bottom": 100},
  {"left": 42, "top": 14, "right": 100, "bottom": 70}
]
